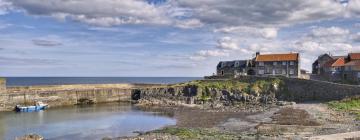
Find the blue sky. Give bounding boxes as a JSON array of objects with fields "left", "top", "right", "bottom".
[{"left": 0, "top": 0, "right": 359, "bottom": 76}]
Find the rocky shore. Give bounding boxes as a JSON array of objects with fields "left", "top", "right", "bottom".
[
  {"left": 118, "top": 78, "right": 360, "bottom": 140},
  {"left": 14, "top": 78, "right": 360, "bottom": 140}
]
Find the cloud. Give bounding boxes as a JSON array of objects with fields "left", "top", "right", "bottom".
[
  {"left": 32, "top": 39, "right": 62, "bottom": 47},
  {"left": 9, "top": 0, "right": 171, "bottom": 26},
  {"left": 0, "top": 0, "right": 11, "bottom": 15},
  {"left": 175, "top": 18, "right": 204, "bottom": 29},
  {"left": 216, "top": 37, "right": 238, "bottom": 50},
  {"left": 175, "top": 0, "right": 349, "bottom": 27},
  {"left": 190, "top": 50, "right": 229, "bottom": 60},
  {"left": 351, "top": 32, "right": 360, "bottom": 42},
  {"left": 310, "top": 26, "right": 350, "bottom": 37},
  {"left": 215, "top": 26, "right": 278, "bottom": 39}
]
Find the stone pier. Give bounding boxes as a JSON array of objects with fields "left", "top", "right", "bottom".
[{"left": 0, "top": 78, "right": 161, "bottom": 111}]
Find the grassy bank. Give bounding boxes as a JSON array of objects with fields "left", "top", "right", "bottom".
[
  {"left": 174, "top": 78, "right": 283, "bottom": 101},
  {"left": 328, "top": 97, "right": 360, "bottom": 120}
]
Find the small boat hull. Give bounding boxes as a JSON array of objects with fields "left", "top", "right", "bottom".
[{"left": 15, "top": 105, "right": 48, "bottom": 112}]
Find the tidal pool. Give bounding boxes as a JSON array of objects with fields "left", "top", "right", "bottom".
[{"left": 0, "top": 103, "right": 176, "bottom": 140}]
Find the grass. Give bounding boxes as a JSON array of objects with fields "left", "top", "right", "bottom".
[
  {"left": 153, "top": 127, "right": 239, "bottom": 140},
  {"left": 328, "top": 97, "right": 360, "bottom": 120}
]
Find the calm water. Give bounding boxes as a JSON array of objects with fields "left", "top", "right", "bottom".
[
  {"left": 5, "top": 77, "right": 202, "bottom": 86},
  {"left": 0, "top": 103, "right": 176, "bottom": 140}
]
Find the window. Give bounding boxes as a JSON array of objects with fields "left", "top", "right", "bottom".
[
  {"left": 276, "top": 69, "right": 281, "bottom": 74},
  {"left": 282, "top": 61, "right": 287, "bottom": 65},
  {"left": 289, "top": 69, "right": 294, "bottom": 75},
  {"left": 357, "top": 72, "right": 360, "bottom": 78},
  {"left": 259, "top": 62, "right": 264, "bottom": 66},
  {"left": 259, "top": 70, "right": 265, "bottom": 74},
  {"left": 273, "top": 62, "right": 277, "bottom": 65},
  {"left": 290, "top": 61, "right": 294, "bottom": 65},
  {"left": 221, "top": 62, "right": 225, "bottom": 68},
  {"left": 221, "top": 70, "right": 224, "bottom": 76},
  {"left": 235, "top": 62, "right": 239, "bottom": 67},
  {"left": 282, "top": 69, "right": 286, "bottom": 74},
  {"left": 266, "top": 68, "right": 271, "bottom": 73}
]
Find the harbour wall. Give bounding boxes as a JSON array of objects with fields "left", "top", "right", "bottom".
[
  {"left": 0, "top": 83, "right": 161, "bottom": 111},
  {"left": 0, "top": 78, "right": 5, "bottom": 93},
  {"left": 225, "top": 76, "right": 360, "bottom": 102}
]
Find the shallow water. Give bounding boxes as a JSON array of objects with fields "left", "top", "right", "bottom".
[{"left": 0, "top": 103, "right": 176, "bottom": 140}]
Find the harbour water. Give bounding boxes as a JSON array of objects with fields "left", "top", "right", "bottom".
[
  {"left": 0, "top": 103, "right": 176, "bottom": 140},
  {"left": 5, "top": 77, "right": 202, "bottom": 86}
]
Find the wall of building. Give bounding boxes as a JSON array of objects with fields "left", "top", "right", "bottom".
[{"left": 255, "top": 61, "right": 299, "bottom": 78}]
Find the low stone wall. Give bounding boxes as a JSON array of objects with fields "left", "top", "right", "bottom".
[
  {"left": 233, "top": 76, "right": 360, "bottom": 102},
  {"left": 0, "top": 84, "right": 161, "bottom": 111},
  {"left": 280, "top": 78, "right": 360, "bottom": 102}
]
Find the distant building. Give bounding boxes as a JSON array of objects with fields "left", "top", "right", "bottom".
[
  {"left": 255, "top": 52, "right": 300, "bottom": 78},
  {"left": 215, "top": 52, "right": 300, "bottom": 78},
  {"left": 216, "top": 60, "right": 255, "bottom": 77},
  {"left": 312, "top": 53, "right": 360, "bottom": 83}
]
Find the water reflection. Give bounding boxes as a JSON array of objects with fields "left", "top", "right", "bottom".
[{"left": 0, "top": 103, "right": 176, "bottom": 140}]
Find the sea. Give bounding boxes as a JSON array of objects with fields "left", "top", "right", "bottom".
[{"left": 4, "top": 77, "right": 202, "bottom": 87}]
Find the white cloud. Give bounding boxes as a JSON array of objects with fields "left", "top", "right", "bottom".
[
  {"left": 216, "top": 37, "right": 238, "bottom": 50},
  {"left": 351, "top": 32, "right": 360, "bottom": 42},
  {"left": 310, "top": 26, "right": 350, "bottom": 37},
  {"left": 0, "top": 0, "right": 11, "bottom": 15},
  {"left": 190, "top": 49, "right": 229, "bottom": 61},
  {"left": 215, "top": 26, "right": 278, "bottom": 39},
  {"left": 9, "top": 0, "right": 171, "bottom": 26},
  {"left": 175, "top": 18, "right": 204, "bottom": 29}
]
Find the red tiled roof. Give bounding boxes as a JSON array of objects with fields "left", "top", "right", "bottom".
[
  {"left": 349, "top": 53, "right": 360, "bottom": 60},
  {"left": 344, "top": 60, "right": 360, "bottom": 66},
  {"left": 332, "top": 57, "right": 345, "bottom": 67},
  {"left": 255, "top": 53, "right": 299, "bottom": 62},
  {"left": 323, "top": 59, "right": 337, "bottom": 67},
  {"left": 323, "top": 57, "right": 346, "bottom": 67}
]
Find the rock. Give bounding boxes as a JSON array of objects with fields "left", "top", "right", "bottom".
[{"left": 16, "top": 134, "right": 44, "bottom": 140}]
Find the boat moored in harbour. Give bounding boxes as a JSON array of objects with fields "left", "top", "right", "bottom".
[{"left": 15, "top": 101, "right": 49, "bottom": 112}]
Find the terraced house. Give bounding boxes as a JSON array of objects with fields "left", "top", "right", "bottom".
[
  {"left": 312, "top": 53, "right": 360, "bottom": 84},
  {"left": 216, "top": 52, "right": 300, "bottom": 78},
  {"left": 254, "top": 52, "right": 300, "bottom": 78}
]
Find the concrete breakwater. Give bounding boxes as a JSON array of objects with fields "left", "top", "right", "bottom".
[{"left": 0, "top": 83, "right": 161, "bottom": 111}]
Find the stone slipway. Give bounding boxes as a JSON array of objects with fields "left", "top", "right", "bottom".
[{"left": 309, "top": 131, "right": 360, "bottom": 140}]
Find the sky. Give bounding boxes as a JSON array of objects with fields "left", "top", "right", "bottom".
[{"left": 0, "top": 0, "right": 360, "bottom": 77}]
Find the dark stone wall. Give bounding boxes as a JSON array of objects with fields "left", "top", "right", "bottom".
[{"left": 279, "top": 78, "right": 360, "bottom": 102}]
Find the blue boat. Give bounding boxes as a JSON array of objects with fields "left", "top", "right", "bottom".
[{"left": 15, "top": 102, "right": 49, "bottom": 112}]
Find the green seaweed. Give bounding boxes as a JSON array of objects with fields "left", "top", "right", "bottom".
[
  {"left": 154, "top": 127, "right": 240, "bottom": 140},
  {"left": 328, "top": 98, "right": 360, "bottom": 120}
]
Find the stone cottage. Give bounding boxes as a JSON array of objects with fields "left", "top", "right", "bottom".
[
  {"left": 215, "top": 52, "right": 300, "bottom": 78},
  {"left": 255, "top": 52, "right": 300, "bottom": 78},
  {"left": 312, "top": 53, "right": 345, "bottom": 75},
  {"left": 216, "top": 60, "right": 255, "bottom": 77}
]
